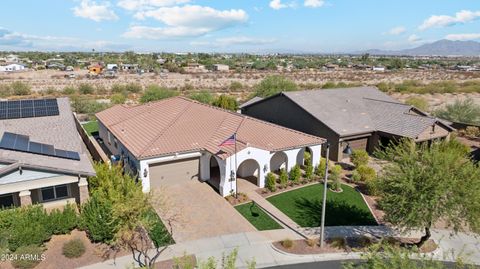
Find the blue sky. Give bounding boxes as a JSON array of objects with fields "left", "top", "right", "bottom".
[{"left": 1, "top": 0, "right": 480, "bottom": 52}]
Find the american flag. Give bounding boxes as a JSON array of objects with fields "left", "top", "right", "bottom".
[{"left": 219, "top": 134, "right": 236, "bottom": 146}]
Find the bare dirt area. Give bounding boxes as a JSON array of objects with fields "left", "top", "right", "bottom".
[{"left": 393, "top": 92, "right": 480, "bottom": 111}]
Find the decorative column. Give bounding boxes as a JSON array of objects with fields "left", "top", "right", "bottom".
[
  {"left": 78, "top": 177, "right": 90, "bottom": 204},
  {"left": 19, "top": 190, "right": 32, "bottom": 206}
]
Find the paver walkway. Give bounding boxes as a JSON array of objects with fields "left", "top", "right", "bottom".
[
  {"left": 154, "top": 180, "right": 256, "bottom": 243},
  {"left": 237, "top": 179, "right": 308, "bottom": 238}
]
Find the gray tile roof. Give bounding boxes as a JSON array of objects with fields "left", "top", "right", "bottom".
[
  {"left": 283, "top": 87, "right": 446, "bottom": 138},
  {"left": 0, "top": 97, "right": 95, "bottom": 176},
  {"left": 239, "top": 96, "right": 263, "bottom": 109}
]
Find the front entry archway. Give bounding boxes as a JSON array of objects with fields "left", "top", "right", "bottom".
[
  {"left": 236, "top": 159, "right": 260, "bottom": 186},
  {"left": 270, "top": 151, "right": 288, "bottom": 173},
  {"left": 209, "top": 156, "right": 221, "bottom": 191}
]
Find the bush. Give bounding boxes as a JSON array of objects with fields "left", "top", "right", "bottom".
[
  {"left": 80, "top": 194, "right": 117, "bottom": 244},
  {"left": 62, "top": 86, "right": 76, "bottom": 95},
  {"left": 366, "top": 177, "right": 381, "bottom": 196},
  {"left": 351, "top": 170, "right": 362, "bottom": 182},
  {"left": 8, "top": 206, "right": 51, "bottom": 252},
  {"left": 110, "top": 93, "right": 127, "bottom": 104},
  {"left": 253, "top": 75, "right": 297, "bottom": 97},
  {"left": 229, "top": 81, "right": 243, "bottom": 91},
  {"left": 305, "top": 163, "right": 313, "bottom": 181},
  {"left": 281, "top": 239, "right": 294, "bottom": 249},
  {"left": 140, "top": 85, "right": 178, "bottom": 103},
  {"left": 62, "top": 239, "right": 85, "bottom": 258},
  {"left": 356, "top": 165, "right": 377, "bottom": 182},
  {"left": 434, "top": 98, "right": 480, "bottom": 125},
  {"left": 10, "top": 82, "right": 31, "bottom": 96},
  {"left": 70, "top": 96, "right": 110, "bottom": 115},
  {"left": 350, "top": 149, "right": 369, "bottom": 167},
  {"left": 306, "top": 238, "right": 317, "bottom": 247},
  {"left": 78, "top": 83, "right": 95, "bottom": 95},
  {"left": 142, "top": 208, "right": 174, "bottom": 248},
  {"left": 124, "top": 83, "right": 142, "bottom": 93},
  {"left": 47, "top": 203, "right": 78, "bottom": 235},
  {"left": 405, "top": 96, "right": 429, "bottom": 111},
  {"left": 11, "top": 245, "right": 44, "bottom": 269},
  {"left": 265, "top": 173, "right": 277, "bottom": 192},
  {"left": 329, "top": 165, "right": 343, "bottom": 191},
  {"left": 289, "top": 165, "right": 301, "bottom": 183},
  {"left": 189, "top": 90, "right": 215, "bottom": 104},
  {"left": 279, "top": 168, "right": 288, "bottom": 188},
  {"left": 465, "top": 126, "right": 480, "bottom": 137},
  {"left": 315, "top": 158, "right": 327, "bottom": 178},
  {"left": 212, "top": 94, "right": 237, "bottom": 111}
]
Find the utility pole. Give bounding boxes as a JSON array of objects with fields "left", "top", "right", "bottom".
[{"left": 320, "top": 142, "right": 330, "bottom": 248}]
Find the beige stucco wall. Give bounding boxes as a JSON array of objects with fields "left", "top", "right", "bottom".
[{"left": 416, "top": 123, "right": 450, "bottom": 142}]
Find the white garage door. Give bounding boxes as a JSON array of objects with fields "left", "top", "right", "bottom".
[{"left": 149, "top": 158, "right": 200, "bottom": 188}]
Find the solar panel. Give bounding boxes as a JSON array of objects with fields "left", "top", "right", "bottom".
[
  {"left": 0, "top": 98, "right": 59, "bottom": 120},
  {"left": 14, "top": 134, "right": 29, "bottom": 151},
  {"left": 34, "top": 107, "right": 48, "bottom": 117},
  {"left": 0, "top": 110, "right": 7, "bottom": 120},
  {"left": 0, "top": 132, "right": 16, "bottom": 148},
  {"left": 29, "top": 142, "right": 43, "bottom": 154},
  {"left": 66, "top": 151, "right": 81, "bottom": 161},
  {"left": 45, "top": 99, "right": 57, "bottom": 107},
  {"left": 0, "top": 102, "right": 7, "bottom": 110},
  {"left": 41, "top": 144, "right": 55, "bottom": 156},
  {"left": 7, "top": 109, "right": 21, "bottom": 119},
  {"left": 21, "top": 108, "right": 34, "bottom": 118},
  {"left": 20, "top": 100, "right": 34, "bottom": 108},
  {"left": 7, "top": 101, "right": 20, "bottom": 109}
]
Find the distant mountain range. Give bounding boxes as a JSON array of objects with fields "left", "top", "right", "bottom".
[{"left": 356, "top": 40, "right": 480, "bottom": 56}]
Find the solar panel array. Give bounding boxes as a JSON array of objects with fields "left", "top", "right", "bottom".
[
  {"left": 0, "top": 99, "right": 59, "bottom": 120},
  {"left": 0, "top": 132, "right": 80, "bottom": 161}
]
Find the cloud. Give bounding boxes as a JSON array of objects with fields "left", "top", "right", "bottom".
[
  {"left": 386, "top": 26, "right": 406, "bottom": 36},
  {"left": 73, "top": 0, "right": 118, "bottom": 22},
  {"left": 124, "top": 5, "right": 248, "bottom": 39},
  {"left": 445, "top": 33, "right": 480, "bottom": 41},
  {"left": 419, "top": 10, "right": 480, "bottom": 30},
  {"left": 408, "top": 34, "right": 422, "bottom": 43},
  {"left": 304, "top": 0, "right": 324, "bottom": 8},
  {"left": 192, "top": 36, "right": 276, "bottom": 47},
  {"left": 269, "top": 0, "right": 296, "bottom": 10},
  {"left": 117, "top": 0, "right": 190, "bottom": 11}
]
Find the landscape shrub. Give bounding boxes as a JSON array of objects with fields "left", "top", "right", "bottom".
[
  {"left": 7, "top": 206, "right": 51, "bottom": 252},
  {"left": 328, "top": 165, "right": 343, "bottom": 191},
  {"left": 229, "top": 81, "right": 243, "bottom": 91},
  {"left": 405, "top": 96, "right": 429, "bottom": 111},
  {"left": 253, "top": 75, "right": 297, "bottom": 97},
  {"left": 212, "top": 94, "right": 237, "bottom": 111},
  {"left": 189, "top": 90, "right": 215, "bottom": 104},
  {"left": 289, "top": 165, "right": 301, "bottom": 184},
  {"left": 306, "top": 238, "right": 317, "bottom": 247},
  {"left": 465, "top": 126, "right": 480, "bottom": 137},
  {"left": 80, "top": 194, "right": 117, "bottom": 244},
  {"left": 265, "top": 173, "right": 277, "bottom": 192},
  {"left": 11, "top": 245, "right": 44, "bottom": 269},
  {"left": 351, "top": 170, "right": 362, "bottom": 183},
  {"left": 315, "top": 158, "right": 327, "bottom": 178},
  {"left": 279, "top": 168, "right": 288, "bottom": 188},
  {"left": 46, "top": 203, "right": 78, "bottom": 235},
  {"left": 70, "top": 96, "right": 110, "bottom": 115},
  {"left": 124, "top": 83, "right": 142, "bottom": 93},
  {"left": 350, "top": 149, "right": 369, "bottom": 167},
  {"left": 142, "top": 208, "right": 174, "bottom": 248},
  {"left": 281, "top": 239, "right": 294, "bottom": 249},
  {"left": 366, "top": 177, "right": 381, "bottom": 196},
  {"left": 77, "top": 83, "right": 95, "bottom": 95},
  {"left": 62, "top": 239, "right": 86, "bottom": 258},
  {"left": 303, "top": 151, "right": 312, "bottom": 166},
  {"left": 140, "top": 85, "right": 178, "bottom": 103},
  {"left": 10, "top": 81, "right": 31, "bottom": 96},
  {"left": 110, "top": 93, "right": 127, "bottom": 104},
  {"left": 305, "top": 163, "right": 313, "bottom": 181},
  {"left": 434, "top": 98, "right": 480, "bottom": 125},
  {"left": 62, "top": 86, "right": 76, "bottom": 95},
  {"left": 356, "top": 165, "right": 377, "bottom": 182}
]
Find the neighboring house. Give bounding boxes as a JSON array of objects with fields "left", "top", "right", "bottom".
[
  {"left": 0, "top": 98, "right": 95, "bottom": 209},
  {"left": 120, "top": 64, "right": 139, "bottom": 72},
  {"left": 184, "top": 63, "right": 207, "bottom": 73},
  {"left": 0, "top": 64, "right": 26, "bottom": 72},
  {"left": 96, "top": 97, "right": 324, "bottom": 196},
  {"left": 372, "top": 66, "right": 386, "bottom": 72},
  {"left": 213, "top": 64, "right": 230, "bottom": 72},
  {"left": 106, "top": 64, "right": 118, "bottom": 71},
  {"left": 241, "top": 87, "right": 453, "bottom": 161}
]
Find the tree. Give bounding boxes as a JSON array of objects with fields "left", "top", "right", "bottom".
[
  {"left": 212, "top": 95, "right": 238, "bottom": 111},
  {"left": 140, "top": 85, "right": 179, "bottom": 103},
  {"left": 253, "top": 75, "right": 297, "bottom": 97},
  {"left": 376, "top": 139, "right": 480, "bottom": 247},
  {"left": 434, "top": 98, "right": 480, "bottom": 125}
]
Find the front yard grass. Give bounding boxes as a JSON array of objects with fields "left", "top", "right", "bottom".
[
  {"left": 235, "top": 202, "right": 282, "bottom": 231},
  {"left": 267, "top": 184, "right": 377, "bottom": 227},
  {"left": 82, "top": 121, "right": 99, "bottom": 137}
]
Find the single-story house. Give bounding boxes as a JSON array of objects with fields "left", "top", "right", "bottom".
[
  {"left": 213, "top": 64, "right": 230, "bottom": 72},
  {"left": 241, "top": 87, "right": 454, "bottom": 161},
  {"left": 0, "top": 98, "right": 95, "bottom": 209},
  {"left": 96, "top": 97, "right": 325, "bottom": 197},
  {"left": 0, "top": 64, "right": 26, "bottom": 72}
]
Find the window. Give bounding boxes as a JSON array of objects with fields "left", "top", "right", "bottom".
[
  {"left": 114, "top": 138, "right": 118, "bottom": 148},
  {"left": 107, "top": 131, "right": 111, "bottom": 144},
  {"left": 0, "top": 194, "right": 14, "bottom": 208},
  {"left": 41, "top": 185, "right": 69, "bottom": 201}
]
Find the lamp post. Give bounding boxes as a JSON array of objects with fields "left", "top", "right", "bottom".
[{"left": 320, "top": 142, "right": 330, "bottom": 248}]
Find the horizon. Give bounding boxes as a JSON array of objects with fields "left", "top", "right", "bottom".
[{"left": 0, "top": 1, "right": 480, "bottom": 53}]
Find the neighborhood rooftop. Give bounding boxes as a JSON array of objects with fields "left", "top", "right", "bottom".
[
  {"left": 0, "top": 97, "right": 95, "bottom": 177},
  {"left": 280, "top": 87, "right": 451, "bottom": 138},
  {"left": 96, "top": 96, "right": 325, "bottom": 160}
]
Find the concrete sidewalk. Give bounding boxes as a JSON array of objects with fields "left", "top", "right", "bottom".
[{"left": 79, "top": 228, "right": 480, "bottom": 269}]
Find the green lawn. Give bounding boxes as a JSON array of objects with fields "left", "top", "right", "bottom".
[
  {"left": 235, "top": 202, "right": 282, "bottom": 231},
  {"left": 82, "top": 121, "right": 99, "bottom": 137},
  {"left": 267, "top": 184, "right": 377, "bottom": 227}
]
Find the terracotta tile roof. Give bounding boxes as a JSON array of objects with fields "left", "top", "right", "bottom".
[{"left": 96, "top": 97, "right": 325, "bottom": 160}]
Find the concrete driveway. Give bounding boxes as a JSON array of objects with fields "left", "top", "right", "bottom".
[{"left": 153, "top": 180, "right": 256, "bottom": 243}]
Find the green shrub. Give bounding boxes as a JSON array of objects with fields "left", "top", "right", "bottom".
[
  {"left": 142, "top": 208, "right": 174, "bottom": 248},
  {"left": 405, "top": 96, "right": 429, "bottom": 111},
  {"left": 47, "top": 203, "right": 78, "bottom": 235},
  {"left": 350, "top": 149, "right": 369, "bottom": 167},
  {"left": 357, "top": 165, "right": 377, "bottom": 182},
  {"left": 279, "top": 168, "right": 288, "bottom": 188},
  {"left": 140, "top": 85, "right": 178, "bottom": 103},
  {"left": 253, "top": 75, "right": 297, "bottom": 97},
  {"left": 189, "top": 90, "right": 215, "bottom": 104},
  {"left": 78, "top": 83, "right": 95, "bottom": 95},
  {"left": 366, "top": 177, "right": 381, "bottom": 196},
  {"left": 80, "top": 194, "right": 117, "bottom": 244},
  {"left": 305, "top": 163, "right": 313, "bottom": 181},
  {"left": 8, "top": 206, "right": 50, "bottom": 251},
  {"left": 229, "top": 81, "right": 243, "bottom": 91},
  {"left": 329, "top": 165, "right": 343, "bottom": 191},
  {"left": 212, "top": 94, "right": 237, "bottom": 111},
  {"left": 315, "top": 158, "right": 327, "bottom": 178},
  {"left": 10, "top": 82, "right": 31, "bottom": 96},
  {"left": 303, "top": 151, "right": 311, "bottom": 166},
  {"left": 124, "top": 83, "right": 142, "bottom": 93},
  {"left": 265, "top": 173, "right": 277, "bottom": 192},
  {"left": 289, "top": 165, "right": 301, "bottom": 183},
  {"left": 434, "top": 98, "right": 480, "bottom": 125},
  {"left": 11, "top": 245, "right": 44, "bottom": 269},
  {"left": 110, "top": 93, "right": 127, "bottom": 104},
  {"left": 62, "top": 86, "right": 76, "bottom": 95},
  {"left": 62, "top": 238, "right": 85, "bottom": 258},
  {"left": 70, "top": 96, "right": 110, "bottom": 115},
  {"left": 351, "top": 170, "right": 362, "bottom": 182}
]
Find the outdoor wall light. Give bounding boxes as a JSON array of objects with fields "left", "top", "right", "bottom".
[
  {"left": 263, "top": 164, "right": 268, "bottom": 173},
  {"left": 143, "top": 168, "right": 148, "bottom": 178},
  {"left": 343, "top": 143, "right": 353, "bottom": 155}
]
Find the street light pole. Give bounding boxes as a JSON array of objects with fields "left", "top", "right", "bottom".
[{"left": 320, "top": 142, "right": 330, "bottom": 248}]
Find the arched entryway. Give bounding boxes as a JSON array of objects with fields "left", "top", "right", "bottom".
[
  {"left": 237, "top": 159, "right": 260, "bottom": 186},
  {"left": 209, "top": 156, "right": 221, "bottom": 191},
  {"left": 270, "top": 151, "right": 288, "bottom": 173},
  {"left": 296, "top": 147, "right": 313, "bottom": 167}
]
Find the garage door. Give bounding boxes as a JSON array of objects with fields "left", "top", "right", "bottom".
[
  {"left": 149, "top": 158, "right": 200, "bottom": 188},
  {"left": 348, "top": 138, "right": 368, "bottom": 151}
]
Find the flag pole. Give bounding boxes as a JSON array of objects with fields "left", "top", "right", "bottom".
[{"left": 234, "top": 133, "right": 238, "bottom": 199}]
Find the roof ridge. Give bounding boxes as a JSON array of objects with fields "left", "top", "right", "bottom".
[
  {"left": 362, "top": 97, "right": 407, "bottom": 106},
  {"left": 138, "top": 98, "right": 193, "bottom": 157}
]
